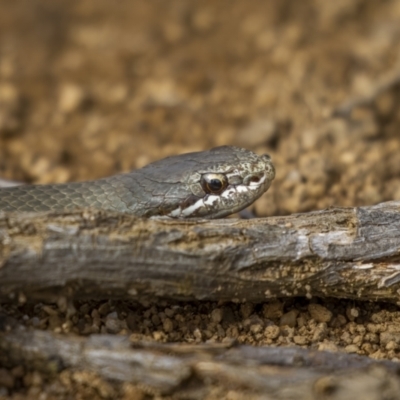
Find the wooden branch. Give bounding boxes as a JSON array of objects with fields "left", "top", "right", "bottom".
[
  {"left": 2, "top": 201, "right": 400, "bottom": 303},
  {"left": 0, "top": 316, "right": 398, "bottom": 398}
]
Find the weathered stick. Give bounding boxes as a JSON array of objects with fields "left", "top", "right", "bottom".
[
  {"left": 0, "top": 316, "right": 399, "bottom": 398},
  {"left": 1, "top": 201, "right": 400, "bottom": 303}
]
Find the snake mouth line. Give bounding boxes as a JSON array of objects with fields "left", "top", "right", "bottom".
[{"left": 168, "top": 171, "right": 270, "bottom": 218}]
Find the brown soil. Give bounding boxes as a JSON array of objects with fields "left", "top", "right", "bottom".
[{"left": 2, "top": 0, "right": 400, "bottom": 398}]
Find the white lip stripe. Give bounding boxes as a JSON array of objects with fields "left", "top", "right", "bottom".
[
  {"left": 181, "top": 198, "right": 206, "bottom": 216},
  {"left": 168, "top": 173, "right": 267, "bottom": 217},
  {"left": 236, "top": 186, "right": 248, "bottom": 193},
  {"left": 168, "top": 207, "right": 182, "bottom": 217},
  {"left": 204, "top": 195, "right": 219, "bottom": 205},
  {"left": 221, "top": 188, "right": 236, "bottom": 199}
]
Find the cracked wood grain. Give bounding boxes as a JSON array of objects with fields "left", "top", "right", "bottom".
[{"left": 1, "top": 200, "right": 400, "bottom": 303}]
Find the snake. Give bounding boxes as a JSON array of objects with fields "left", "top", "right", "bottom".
[{"left": 0, "top": 146, "right": 275, "bottom": 218}]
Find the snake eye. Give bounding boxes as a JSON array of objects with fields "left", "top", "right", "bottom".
[{"left": 201, "top": 173, "right": 228, "bottom": 194}]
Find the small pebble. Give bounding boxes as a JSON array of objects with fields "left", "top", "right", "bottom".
[
  {"left": 279, "top": 310, "right": 298, "bottom": 327},
  {"left": 308, "top": 304, "right": 333, "bottom": 323}
]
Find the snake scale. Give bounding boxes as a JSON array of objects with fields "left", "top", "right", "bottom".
[{"left": 0, "top": 146, "right": 275, "bottom": 218}]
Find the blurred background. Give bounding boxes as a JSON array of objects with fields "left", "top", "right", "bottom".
[{"left": 1, "top": 0, "right": 400, "bottom": 216}]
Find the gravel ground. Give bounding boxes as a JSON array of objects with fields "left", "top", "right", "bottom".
[{"left": 2, "top": 0, "right": 400, "bottom": 398}]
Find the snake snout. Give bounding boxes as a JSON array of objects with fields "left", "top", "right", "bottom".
[{"left": 266, "top": 161, "right": 275, "bottom": 181}]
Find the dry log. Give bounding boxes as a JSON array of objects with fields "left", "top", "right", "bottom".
[
  {"left": 1, "top": 316, "right": 399, "bottom": 399},
  {"left": 1, "top": 201, "right": 400, "bottom": 303}
]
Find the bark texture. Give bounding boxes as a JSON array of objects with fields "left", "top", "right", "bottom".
[{"left": 1, "top": 200, "right": 400, "bottom": 303}]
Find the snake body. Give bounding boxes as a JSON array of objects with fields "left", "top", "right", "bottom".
[{"left": 0, "top": 146, "right": 275, "bottom": 218}]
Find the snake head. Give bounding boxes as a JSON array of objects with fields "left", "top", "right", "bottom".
[
  {"left": 0, "top": 146, "right": 274, "bottom": 217},
  {"left": 140, "top": 146, "right": 275, "bottom": 219}
]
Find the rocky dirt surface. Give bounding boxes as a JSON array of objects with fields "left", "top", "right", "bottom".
[{"left": 2, "top": 0, "right": 400, "bottom": 398}]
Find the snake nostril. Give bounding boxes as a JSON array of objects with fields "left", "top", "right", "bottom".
[{"left": 244, "top": 172, "right": 264, "bottom": 185}]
